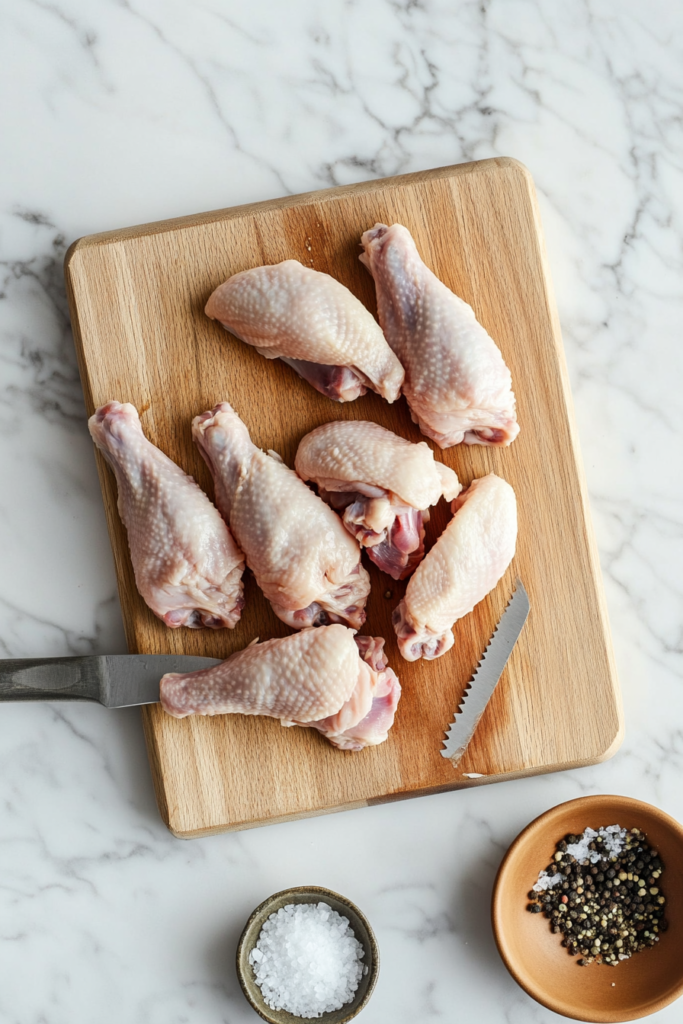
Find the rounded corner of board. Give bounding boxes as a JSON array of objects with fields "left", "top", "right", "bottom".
[
  {"left": 497, "top": 155, "right": 531, "bottom": 173},
  {"left": 166, "top": 824, "right": 195, "bottom": 840},
  {"left": 595, "top": 718, "right": 626, "bottom": 765},
  {"left": 63, "top": 236, "right": 90, "bottom": 276},
  {"left": 499, "top": 157, "right": 537, "bottom": 192}
]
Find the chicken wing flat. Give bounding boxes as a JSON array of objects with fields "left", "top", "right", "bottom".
[
  {"left": 393, "top": 474, "right": 517, "bottom": 660},
  {"left": 295, "top": 419, "right": 461, "bottom": 580},
  {"left": 205, "top": 260, "right": 404, "bottom": 403}
]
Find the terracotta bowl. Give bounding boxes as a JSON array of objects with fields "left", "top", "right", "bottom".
[
  {"left": 236, "top": 885, "right": 379, "bottom": 1023},
  {"left": 492, "top": 795, "right": 683, "bottom": 1022}
]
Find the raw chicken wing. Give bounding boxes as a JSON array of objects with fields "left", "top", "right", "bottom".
[
  {"left": 88, "top": 401, "right": 245, "bottom": 629},
  {"left": 160, "top": 625, "right": 401, "bottom": 751},
  {"left": 295, "top": 420, "right": 461, "bottom": 580},
  {"left": 393, "top": 474, "right": 517, "bottom": 660},
  {"left": 360, "top": 224, "right": 519, "bottom": 447},
  {"left": 193, "top": 402, "right": 370, "bottom": 629},
  {"left": 205, "top": 260, "right": 404, "bottom": 403}
]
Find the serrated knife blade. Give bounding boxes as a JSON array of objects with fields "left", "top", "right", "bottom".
[{"left": 441, "top": 579, "right": 530, "bottom": 762}]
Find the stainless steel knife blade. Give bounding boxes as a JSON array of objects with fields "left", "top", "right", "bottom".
[
  {"left": 101, "top": 654, "right": 223, "bottom": 707},
  {"left": 441, "top": 579, "right": 530, "bottom": 762},
  {"left": 0, "top": 654, "right": 223, "bottom": 708}
]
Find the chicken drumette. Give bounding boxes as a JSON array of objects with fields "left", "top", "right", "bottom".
[
  {"left": 193, "top": 402, "right": 370, "bottom": 629},
  {"left": 360, "top": 223, "right": 519, "bottom": 448},
  {"left": 88, "top": 401, "right": 245, "bottom": 629},
  {"left": 160, "top": 624, "right": 401, "bottom": 751}
]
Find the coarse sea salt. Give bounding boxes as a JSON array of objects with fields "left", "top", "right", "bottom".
[
  {"left": 533, "top": 824, "right": 627, "bottom": 892},
  {"left": 249, "top": 901, "right": 367, "bottom": 1018}
]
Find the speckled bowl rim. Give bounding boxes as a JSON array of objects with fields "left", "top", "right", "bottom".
[
  {"left": 236, "top": 885, "right": 379, "bottom": 1024},
  {"left": 492, "top": 795, "right": 683, "bottom": 1022}
]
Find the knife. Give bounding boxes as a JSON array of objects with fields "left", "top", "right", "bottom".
[
  {"left": 0, "top": 655, "right": 222, "bottom": 708},
  {"left": 441, "top": 579, "right": 530, "bottom": 762}
]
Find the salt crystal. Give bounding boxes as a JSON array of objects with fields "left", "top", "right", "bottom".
[
  {"left": 533, "top": 871, "right": 563, "bottom": 891},
  {"left": 248, "top": 901, "right": 366, "bottom": 1018},
  {"left": 565, "top": 824, "right": 626, "bottom": 864},
  {"left": 532, "top": 824, "right": 628, "bottom": 891}
]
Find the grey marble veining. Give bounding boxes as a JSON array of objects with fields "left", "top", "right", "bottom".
[{"left": 1, "top": 1, "right": 682, "bottom": 1021}]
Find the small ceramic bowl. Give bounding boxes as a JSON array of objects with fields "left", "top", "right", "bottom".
[
  {"left": 236, "top": 885, "right": 379, "bottom": 1023},
  {"left": 492, "top": 795, "right": 683, "bottom": 1022}
]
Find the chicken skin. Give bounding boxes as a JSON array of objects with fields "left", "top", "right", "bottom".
[
  {"left": 295, "top": 420, "right": 461, "bottom": 580},
  {"left": 192, "top": 402, "right": 370, "bottom": 629},
  {"left": 393, "top": 474, "right": 517, "bottom": 660},
  {"left": 160, "top": 625, "right": 401, "bottom": 751},
  {"left": 360, "top": 224, "right": 519, "bottom": 448},
  {"left": 205, "top": 260, "right": 404, "bottom": 403},
  {"left": 88, "top": 401, "right": 245, "bottom": 629}
]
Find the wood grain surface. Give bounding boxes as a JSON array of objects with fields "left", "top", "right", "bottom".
[{"left": 64, "top": 158, "right": 623, "bottom": 838}]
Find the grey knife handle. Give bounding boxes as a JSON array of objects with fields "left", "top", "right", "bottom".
[{"left": 0, "top": 657, "right": 104, "bottom": 702}]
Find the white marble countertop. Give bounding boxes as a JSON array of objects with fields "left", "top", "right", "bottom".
[{"left": 1, "top": 1, "right": 682, "bottom": 1021}]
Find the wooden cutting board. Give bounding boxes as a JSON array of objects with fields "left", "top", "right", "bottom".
[{"left": 65, "top": 158, "right": 622, "bottom": 838}]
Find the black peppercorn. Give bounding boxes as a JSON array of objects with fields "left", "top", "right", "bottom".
[{"left": 526, "top": 827, "right": 666, "bottom": 969}]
